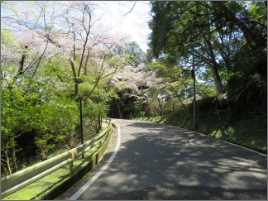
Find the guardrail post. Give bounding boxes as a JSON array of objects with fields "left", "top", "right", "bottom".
[
  {"left": 69, "top": 162, "right": 73, "bottom": 174},
  {"left": 99, "top": 140, "right": 102, "bottom": 151},
  {"left": 69, "top": 148, "right": 77, "bottom": 174}
]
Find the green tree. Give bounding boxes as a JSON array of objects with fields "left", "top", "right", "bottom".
[
  {"left": 148, "top": 1, "right": 266, "bottom": 96},
  {"left": 34, "top": 96, "right": 79, "bottom": 160},
  {"left": 149, "top": 2, "right": 225, "bottom": 94},
  {"left": 114, "top": 41, "right": 146, "bottom": 66}
]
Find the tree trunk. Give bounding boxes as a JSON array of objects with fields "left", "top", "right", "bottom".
[
  {"left": 211, "top": 65, "right": 225, "bottom": 94},
  {"left": 98, "top": 115, "right": 102, "bottom": 133},
  {"left": 147, "top": 105, "right": 151, "bottom": 120},
  {"left": 115, "top": 99, "right": 122, "bottom": 119},
  {"left": 213, "top": 2, "right": 261, "bottom": 48},
  {"left": 4, "top": 149, "right": 12, "bottom": 175},
  {"left": 157, "top": 98, "right": 164, "bottom": 116},
  {"left": 83, "top": 50, "right": 90, "bottom": 75},
  {"left": 12, "top": 146, "right": 18, "bottom": 172},
  {"left": 75, "top": 82, "right": 79, "bottom": 97},
  {"left": 202, "top": 34, "right": 226, "bottom": 94}
]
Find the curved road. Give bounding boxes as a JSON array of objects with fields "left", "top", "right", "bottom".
[{"left": 57, "top": 119, "right": 267, "bottom": 200}]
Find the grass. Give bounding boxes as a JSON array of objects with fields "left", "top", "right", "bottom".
[
  {"left": 135, "top": 100, "right": 267, "bottom": 154},
  {"left": 136, "top": 116, "right": 167, "bottom": 124},
  {"left": 3, "top": 122, "right": 110, "bottom": 200}
]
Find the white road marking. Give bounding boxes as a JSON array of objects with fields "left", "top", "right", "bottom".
[
  {"left": 178, "top": 127, "right": 266, "bottom": 157},
  {"left": 216, "top": 137, "right": 267, "bottom": 157},
  {"left": 69, "top": 124, "right": 121, "bottom": 200}
]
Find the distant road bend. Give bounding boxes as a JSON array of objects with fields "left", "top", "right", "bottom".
[{"left": 57, "top": 119, "right": 267, "bottom": 200}]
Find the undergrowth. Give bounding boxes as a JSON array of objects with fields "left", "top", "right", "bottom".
[
  {"left": 3, "top": 123, "right": 110, "bottom": 200},
  {"left": 136, "top": 97, "right": 267, "bottom": 154}
]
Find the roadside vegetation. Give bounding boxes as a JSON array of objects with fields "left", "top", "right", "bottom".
[
  {"left": 1, "top": 1, "right": 148, "bottom": 176},
  {"left": 3, "top": 122, "right": 111, "bottom": 200},
  {"left": 136, "top": 95, "right": 267, "bottom": 154}
]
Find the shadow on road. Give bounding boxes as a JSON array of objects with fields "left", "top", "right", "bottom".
[
  {"left": 100, "top": 185, "right": 266, "bottom": 200},
  {"left": 80, "top": 120, "right": 267, "bottom": 200}
]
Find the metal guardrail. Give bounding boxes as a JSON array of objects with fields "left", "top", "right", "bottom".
[{"left": 1, "top": 119, "right": 112, "bottom": 199}]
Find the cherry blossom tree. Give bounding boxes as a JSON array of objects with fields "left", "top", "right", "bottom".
[
  {"left": 110, "top": 63, "right": 166, "bottom": 119},
  {"left": 1, "top": 1, "right": 131, "bottom": 174}
]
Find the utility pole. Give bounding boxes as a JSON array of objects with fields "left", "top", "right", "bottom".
[
  {"left": 79, "top": 95, "right": 84, "bottom": 158},
  {"left": 192, "top": 55, "right": 196, "bottom": 130},
  {"left": 182, "top": 55, "right": 197, "bottom": 130}
]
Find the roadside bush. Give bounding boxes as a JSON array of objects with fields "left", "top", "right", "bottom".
[
  {"left": 84, "top": 101, "right": 108, "bottom": 134},
  {"left": 34, "top": 97, "right": 79, "bottom": 160}
]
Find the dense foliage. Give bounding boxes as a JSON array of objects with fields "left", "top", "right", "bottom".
[
  {"left": 148, "top": 1, "right": 266, "bottom": 115},
  {"left": 144, "top": 1, "right": 266, "bottom": 152}
]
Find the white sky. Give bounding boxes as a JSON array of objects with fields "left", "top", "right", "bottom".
[
  {"left": 94, "top": 1, "right": 152, "bottom": 52},
  {"left": 2, "top": 1, "right": 152, "bottom": 52}
]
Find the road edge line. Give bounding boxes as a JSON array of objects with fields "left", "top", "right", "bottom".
[
  {"left": 69, "top": 124, "right": 121, "bottom": 200},
  {"left": 178, "top": 127, "right": 267, "bottom": 157}
]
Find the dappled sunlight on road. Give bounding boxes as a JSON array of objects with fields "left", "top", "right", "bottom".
[
  {"left": 115, "top": 120, "right": 267, "bottom": 192},
  {"left": 58, "top": 119, "right": 267, "bottom": 200}
]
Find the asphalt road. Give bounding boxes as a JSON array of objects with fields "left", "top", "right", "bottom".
[{"left": 56, "top": 119, "right": 267, "bottom": 200}]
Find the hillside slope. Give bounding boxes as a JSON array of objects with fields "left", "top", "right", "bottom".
[{"left": 136, "top": 97, "right": 267, "bottom": 154}]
